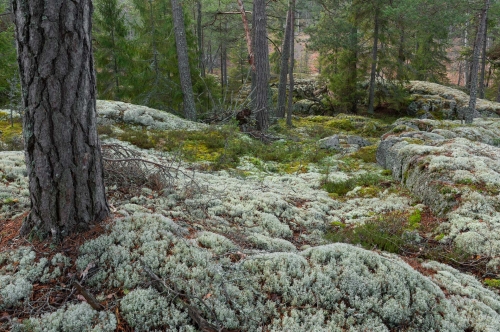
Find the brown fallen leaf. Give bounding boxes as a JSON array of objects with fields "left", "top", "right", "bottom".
[{"left": 80, "top": 262, "right": 95, "bottom": 279}]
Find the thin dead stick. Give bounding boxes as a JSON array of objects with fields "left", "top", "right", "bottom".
[{"left": 73, "top": 281, "right": 104, "bottom": 311}]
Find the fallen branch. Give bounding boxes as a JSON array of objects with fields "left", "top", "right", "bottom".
[{"left": 73, "top": 281, "right": 103, "bottom": 311}]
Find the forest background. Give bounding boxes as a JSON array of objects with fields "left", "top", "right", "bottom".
[{"left": 0, "top": 0, "right": 499, "bottom": 122}]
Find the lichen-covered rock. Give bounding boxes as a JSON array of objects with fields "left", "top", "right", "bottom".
[
  {"left": 406, "top": 81, "right": 500, "bottom": 119},
  {"left": 318, "top": 135, "right": 340, "bottom": 150},
  {"left": 377, "top": 118, "right": 500, "bottom": 260},
  {"left": 96, "top": 100, "right": 206, "bottom": 131}
]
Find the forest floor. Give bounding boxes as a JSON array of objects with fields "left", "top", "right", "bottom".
[{"left": 1, "top": 85, "right": 500, "bottom": 331}]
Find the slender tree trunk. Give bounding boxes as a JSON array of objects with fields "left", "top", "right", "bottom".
[
  {"left": 286, "top": 0, "right": 295, "bottom": 127},
  {"left": 467, "top": 0, "right": 490, "bottom": 123},
  {"left": 367, "top": 9, "right": 379, "bottom": 114},
  {"left": 464, "top": 28, "right": 470, "bottom": 92},
  {"left": 254, "top": 0, "right": 269, "bottom": 131},
  {"left": 479, "top": 15, "right": 488, "bottom": 99},
  {"left": 13, "top": 0, "right": 109, "bottom": 239},
  {"left": 111, "top": 29, "right": 120, "bottom": 98},
  {"left": 197, "top": 1, "right": 204, "bottom": 77},
  {"left": 397, "top": 23, "right": 405, "bottom": 81},
  {"left": 277, "top": 8, "right": 292, "bottom": 118},
  {"left": 458, "top": 61, "right": 463, "bottom": 86},
  {"left": 171, "top": 0, "right": 196, "bottom": 120},
  {"left": 237, "top": 0, "right": 254, "bottom": 69},
  {"left": 250, "top": 1, "right": 257, "bottom": 110},
  {"left": 348, "top": 24, "right": 358, "bottom": 113}
]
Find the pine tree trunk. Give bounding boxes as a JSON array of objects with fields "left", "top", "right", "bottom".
[
  {"left": 254, "top": 0, "right": 269, "bottom": 131},
  {"left": 479, "top": 15, "right": 488, "bottom": 99},
  {"left": 286, "top": 0, "right": 295, "bottom": 127},
  {"left": 197, "top": 1, "right": 204, "bottom": 77},
  {"left": 13, "top": 0, "right": 109, "bottom": 239},
  {"left": 467, "top": 0, "right": 490, "bottom": 123},
  {"left": 277, "top": 8, "right": 292, "bottom": 119},
  {"left": 367, "top": 9, "right": 379, "bottom": 114},
  {"left": 171, "top": 0, "right": 196, "bottom": 121},
  {"left": 349, "top": 24, "right": 358, "bottom": 113},
  {"left": 250, "top": 1, "right": 257, "bottom": 110}
]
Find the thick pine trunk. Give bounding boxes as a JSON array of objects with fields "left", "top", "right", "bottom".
[
  {"left": 277, "top": 8, "right": 292, "bottom": 119},
  {"left": 171, "top": 0, "right": 196, "bottom": 121},
  {"left": 13, "top": 0, "right": 109, "bottom": 239},
  {"left": 254, "top": 0, "right": 269, "bottom": 131},
  {"left": 286, "top": 0, "right": 295, "bottom": 127},
  {"left": 467, "top": 0, "right": 490, "bottom": 123},
  {"left": 367, "top": 9, "right": 379, "bottom": 114}
]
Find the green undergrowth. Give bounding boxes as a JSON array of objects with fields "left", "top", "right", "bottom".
[
  {"left": 288, "top": 114, "right": 391, "bottom": 138},
  {"left": 0, "top": 112, "right": 23, "bottom": 151},
  {"left": 321, "top": 172, "right": 392, "bottom": 197},
  {"left": 97, "top": 113, "right": 389, "bottom": 173},
  {"left": 325, "top": 209, "right": 490, "bottom": 282},
  {"left": 99, "top": 123, "right": 332, "bottom": 172}
]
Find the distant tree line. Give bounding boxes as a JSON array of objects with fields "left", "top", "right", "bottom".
[{"left": 2, "top": 0, "right": 500, "bottom": 124}]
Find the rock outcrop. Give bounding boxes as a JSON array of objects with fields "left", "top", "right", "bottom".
[
  {"left": 377, "top": 118, "right": 500, "bottom": 261},
  {"left": 406, "top": 81, "right": 500, "bottom": 119}
]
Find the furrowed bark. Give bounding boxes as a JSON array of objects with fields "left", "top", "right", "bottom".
[
  {"left": 171, "top": 0, "right": 197, "bottom": 121},
  {"left": 13, "top": 0, "right": 109, "bottom": 239},
  {"left": 254, "top": 0, "right": 270, "bottom": 132},
  {"left": 467, "top": 0, "right": 490, "bottom": 123}
]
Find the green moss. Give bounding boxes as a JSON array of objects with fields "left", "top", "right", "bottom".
[
  {"left": 330, "top": 221, "right": 346, "bottom": 228},
  {"left": 0, "top": 117, "right": 23, "bottom": 150},
  {"left": 408, "top": 209, "right": 421, "bottom": 230},
  {"left": 484, "top": 278, "right": 500, "bottom": 289},
  {"left": 456, "top": 178, "right": 473, "bottom": 185},
  {"left": 350, "top": 145, "right": 378, "bottom": 163},
  {"left": 434, "top": 233, "right": 445, "bottom": 241},
  {"left": 381, "top": 169, "right": 392, "bottom": 176},
  {"left": 322, "top": 173, "right": 384, "bottom": 196},
  {"left": 325, "top": 212, "right": 407, "bottom": 254},
  {"left": 290, "top": 115, "right": 390, "bottom": 138}
]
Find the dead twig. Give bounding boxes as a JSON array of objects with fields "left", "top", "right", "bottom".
[{"left": 73, "top": 281, "right": 104, "bottom": 311}]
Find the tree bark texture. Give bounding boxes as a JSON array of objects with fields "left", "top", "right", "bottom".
[
  {"left": 253, "top": 0, "right": 269, "bottom": 131},
  {"left": 197, "top": 0, "right": 204, "bottom": 77},
  {"left": 479, "top": 14, "right": 488, "bottom": 99},
  {"left": 171, "top": 0, "right": 196, "bottom": 121},
  {"left": 367, "top": 9, "right": 379, "bottom": 114},
  {"left": 13, "top": 0, "right": 109, "bottom": 238},
  {"left": 286, "top": 0, "right": 295, "bottom": 127},
  {"left": 277, "top": 8, "right": 291, "bottom": 119},
  {"left": 467, "top": 0, "right": 490, "bottom": 124}
]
